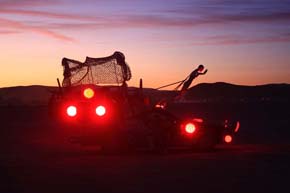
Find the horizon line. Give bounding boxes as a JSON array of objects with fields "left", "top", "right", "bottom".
[{"left": 1, "top": 81, "right": 290, "bottom": 90}]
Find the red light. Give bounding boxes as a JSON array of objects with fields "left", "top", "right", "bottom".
[
  {"left": 83, "top": 88, "right": 94, "bottom": 99},
  {"left": 235, "top": 121, "right": 240, "bottom": 133},
  {"left": 185, "top": 123, "right": 196, "bottom": 134},
  {"left": 224, "top": 135, "right": 232, "bottom": 143},
  {"left": 193, "top": 118, "right": 203, "bottom": 123},
  {"left": 66, "top": 105, "right": 77, "bottom": 117},
  {"left": 96, "top": 105, "right": 106, "bottom": 116},
  {"left": 155, "top": 104, "right": 165, "bottom": 109}
]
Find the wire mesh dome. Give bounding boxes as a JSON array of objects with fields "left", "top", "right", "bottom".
[{"left": 61, "top": 51, "right": 132, "bottom": 87}]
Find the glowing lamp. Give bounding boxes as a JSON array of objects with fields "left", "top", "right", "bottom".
[
  {"left": 96, "top": 105, "right": 106, "bottom": 116},
  {"left": 235, "top": 121, "right": 240, "bottom": 133},
  {"left": 224, "top": 135, "right": 232, "bottom": 143},
  {"left": 185, "top": 123, "right": 196, "bottom": 134},
  {"left": 83, "top": 88, "right": 95, "bottom": 99},
  {"left": 155, "top": 104, "right": 165, "bottom": 109},
  {"left": 193, "top": 118, "right": 203, "bottom": 123},
  {"left": 66, "top": 106, "right": 77, "bottom": 117}
]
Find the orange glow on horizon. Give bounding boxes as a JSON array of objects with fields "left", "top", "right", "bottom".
[{"left": 0, "top": 1, "right": 289, "bottom": 88}]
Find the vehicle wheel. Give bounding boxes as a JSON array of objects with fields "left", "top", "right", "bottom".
[
  {"left": 194, "top": 128, "right": 218, "bottom": 151},
  {"left": 142, "top": 109, "right": 176, "bottom": 152},
  {"left": 100, "top": 131, "right": 130, "bottom": 155},
  {"left": 101, "top": 143, "right": 129, "bottom": 155}
]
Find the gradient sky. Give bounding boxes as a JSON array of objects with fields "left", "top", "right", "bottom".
[{"left": 0, "top": 0, "right": 290, "bottom": 88}]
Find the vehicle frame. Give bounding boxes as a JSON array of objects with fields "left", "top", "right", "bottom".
[{"left": 49, "top": 52, "right": 240, "bottom": 152}]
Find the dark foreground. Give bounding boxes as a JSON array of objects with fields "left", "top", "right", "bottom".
[{"left": 1, "top": 105, "right": 290, "bottom": 193}]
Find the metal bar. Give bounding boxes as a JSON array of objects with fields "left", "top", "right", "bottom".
[{"left": 155, "top": 80, "right": 184, "bottom": 90}]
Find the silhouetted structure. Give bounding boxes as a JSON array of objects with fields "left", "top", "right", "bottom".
[
  {"left": 180, "top": 64, "right": 208, "bottom": 92},
  {"left": 62, "top": 51, "right": 131, "bottom": 87}
]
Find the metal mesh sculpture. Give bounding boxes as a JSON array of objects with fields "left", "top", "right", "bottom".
[{"left": 61, "top": 52, "right": 132, "bottom": 87}]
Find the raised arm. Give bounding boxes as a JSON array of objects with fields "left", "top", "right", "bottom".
[{"left": 199, "top": 69, "right": 208, "bottom": 75}]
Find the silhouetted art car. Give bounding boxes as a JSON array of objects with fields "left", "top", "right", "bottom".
[{"left": 49, "top": 52, "right": 240, "bottom": 152}]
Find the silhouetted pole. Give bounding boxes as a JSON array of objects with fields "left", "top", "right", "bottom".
[
  {"left": 139, "top": 78, "right": 143, "bottom": 96},
  {"left": 57, "top": 78, "right": 63, "bottom": 94}
]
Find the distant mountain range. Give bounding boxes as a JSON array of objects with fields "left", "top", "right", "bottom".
[
  {"left": 184, "top": 82, "right": 290, "bottom": 102},
  {"left": 0, "top": 82, "right": 289, "bottom": 106},
  {"left": 0, "top": 85, "right": 57, "bottom": 106}
]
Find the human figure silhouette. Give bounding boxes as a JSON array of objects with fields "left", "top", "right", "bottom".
[{"left": 181, "top": 64, "right": 208, "bottom": 92}]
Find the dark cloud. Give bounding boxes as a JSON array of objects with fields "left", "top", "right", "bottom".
[
  {"left": 0, "top": 0, "right": 61, "bottom": 8},
  {"left": 0, "top": 0, "right": 79, "bottom": 41},
  {"left": 0, "top": 18, "right": 75, "bottom": 42},
  {"left": 0, "top": 0, "right": 289, "bottom": 44},
  {"left": 191, "top": 33, "right": 290, "bottom": 46},
  {"left": 0, "top": 9, "right": 104, "bottom": 21},
  {"left": 0, "top": 30, "right": 19, "bottom": 34}
]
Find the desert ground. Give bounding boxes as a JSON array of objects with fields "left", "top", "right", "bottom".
[{"left": 1, "top": 102, "right": 290, "bottom": 193}]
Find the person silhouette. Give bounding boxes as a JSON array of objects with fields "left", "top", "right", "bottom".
[{"left": 180, "top": 64, "right": 208, "bottom": 92}]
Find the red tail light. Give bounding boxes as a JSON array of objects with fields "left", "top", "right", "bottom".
[
  {"left": 224, "top": 135, "right": 232, "bottom": 143},
  {"left": 96, "top": 105, "right": 106, "bottom": 116},
  {"left": 155, "top": 104, "right": 165, "bottom": 109},
  {"left": 83, "top": 88, "right": 94, "bottom": 99},
  {"left": 193, "top": 118, "right": 203, "bottom": 123},
  {"left": 234, "top": 121, "right": 240, "bottom": 133},
  {"left": 185, "top": 123, "right": 196, "bottom": 134},
  {"left": 66, "top": 105, "right": 77, "bottom": 117}
]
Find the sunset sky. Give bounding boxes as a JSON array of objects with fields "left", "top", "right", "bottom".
[{"left": 0, "top": 0, "right": 290, "bottom": 89}]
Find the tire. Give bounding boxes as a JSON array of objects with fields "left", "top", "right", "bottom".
[
  {"left": 142, "top": 109, "right": 176, "bottom": 152},
  {"left": 100, "top": 127, "right": 131, "bottom": 155},
  {"left": 194, "top": 127, "right": 218, "bottom": 151},
  {"left": 101, "top": 139, "right": 129, "bottom": 155}
]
